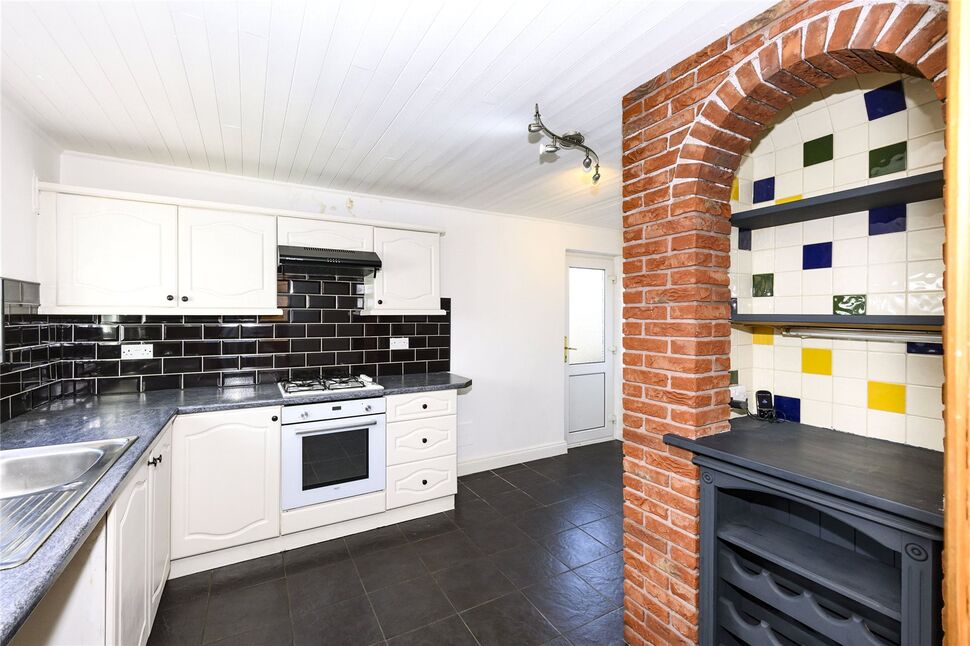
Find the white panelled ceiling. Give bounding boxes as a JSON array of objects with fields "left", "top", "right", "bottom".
[{"left": 1, "top": 0, "right": 774, "bottom": 227}]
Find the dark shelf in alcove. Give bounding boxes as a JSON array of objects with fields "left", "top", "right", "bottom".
[
  {"left": 730, "top": 314, "right": 943, "bottom": 330},
  {"left": 731, "top": 171, "right": 943, "bottom": 230}
]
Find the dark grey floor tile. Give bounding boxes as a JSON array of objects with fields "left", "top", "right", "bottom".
[
  {"left": 445, "top": 497, "right": 502, "bottom": 528},
  {"left": 367, "top": 574, "right": 455, "bottom": 638},
  {"left": 579, "top": 514, "right": 623, "bottom": 550},
  {"left": 148, "top": 599, "right": 206, "bottom": 646},
  {"left": 208, "top": 619, "right": 292, "bottom": 646},
  {"left": 291, "top": 594, "right": 384, "bottom": 646},
  {"left": 539, "top": 527, "right": 614, "bottom": 569},
  {"left": 461, "top": 518, "right": 532, "bottom": 554},
  {"left": 545, "top": 497, "right": 611, "bottom": 526},
  {"left": 386, "top": 614, "right": 478, "bottom": 646},
  {"left": 497, "top": 467, "right": 551, "bottom": 488},
  {"left": 398, "top": 512, "right": 458, "bottom": 542},
  {"left": 412, "top": 530, "right": 485, "bottom": 572},
  {"left": 526, "top": 457, "right": 572, "bottom": 480},
  {"left": 489, "top": 542, "right": 570, "bottom": 588},
  {"left": 491, "top": 463, "right": 529, "bottom": 475},
  {"left": 460, "top": 591, "right": 559, "bottom": 646},
  {"left": 209, "top": 553, "right": 283, "bottom": 595},
  {"left": 522, "top": 571, "right": 616, "bottom": 632},
  {"left": 158, "top": 571, "right": 210, "bottom": 610},
  {"left": 345, "top": 524, "right": 408, "bottom": 556},
  {"left": 480, "top": 489, "right": 541, "bottom": 516},
  {"left": 432, "top": 557, "right": 515, "bottom": 611},
  {"left": 573, "top": 551, "right": 624, "bottom": 606},
  {"left": 282, "top": 537, "right": 350, "bottom": 576},
  {"left": 565, "top": 607, "right": 625, "bottom": 646},
  {"left": 518, "top": 480, "right": 576, "bottom": 505},
  {"left": 286, "top": 558, "right": 365, "bottom": 616},
  {"left": 203, "top": 578, "right": 289, "bottom": 643},
  {"left": 511, "top": 507, "right": 577, "bottom": 539},
  {"left": 455, "top": 483, "right": 480, "bottom": 504},
  {"left": 355, "top": 542, "right": 428, "bottom": 592},
  {"left": 460, "top": 473, "right": 516, "bottom": 498}
]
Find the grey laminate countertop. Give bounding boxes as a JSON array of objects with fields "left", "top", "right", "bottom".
[{"left": 0, "top": 372, "right": 471, "bottom": 644}]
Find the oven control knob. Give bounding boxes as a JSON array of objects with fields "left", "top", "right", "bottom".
[
  {"left": 301, "top": 411, "right": 309, "bottom": 420},
  {"left": 365, "top": 404, "right": 372, "bottom": 412}
]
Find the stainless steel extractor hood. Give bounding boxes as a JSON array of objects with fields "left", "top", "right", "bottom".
[{"left": 277, "top": 245, "right": 382, "bottom": 276}]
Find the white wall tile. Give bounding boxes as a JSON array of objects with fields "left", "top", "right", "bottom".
[
  {"left": 832, "top": 350, "right": 866, "bottom": 378},
  {"left": 908, "top": 102, "right": 944, "bottom": 138},
  {"left": 906, "top": 291, "right": 944, "bottom": 315},
  {"left": 775, "top": 144, "right": 802, "bottom": 174},
  {"left": 906, "top": 199, "right": 943, "bottom": 230},
  {"left": 802, "top": 217, "right": 833, "bottom": 245},
  {"left": 774, "top": 271, "right": 802, "bottom": 297},
  {"left": 752, "top": 250, "right": 774, "bottom": 273},
  {"left": 770, "top": 118, "right": 802, "bottom": 149},
  {"left": 774, "top": 247, "right": 802, "bottom": 272},
  {"left": 802, "top": 374, "right": 833, "bottom": 402},
  {"left": 797, "top": 107, "right": 834, "bottom": 140},
  {"left": 774, "top": 346, "right": 801, "bottom": 372},
  {"left": 907, "top": 259, "right": 944, "bottom": 292},
  {"left": 752, "top": 151, "right": 776, "bottom": 180},
  {"left": 868, "top": 232, "right": 906, "bottom": 264},
  {"left": 751, "top": 369, "right": 773, "bottom": 392},
  {"left": 752, "top": 345, "right": 774, "bottom": 370},
  {"left": 803, "top": 160, "right": 834, "bottom": 194},
  {"left": 773, "top": 370, "right": 802, "bottom": 398},
  {"left": 867, "top": 410, "right": 906, "bottom": 442},
  {"left": 775, "top": 296, "right": 802, "bottom": 313},
  {"left": 833, "top": 404, "right": 867, "bottom": 435},
  {"left": 801, "top": 294, "right": 831, "bottom": 314},
  {"left": 801, "top": 400, "right": 833, "bottom": 428},
  {"left": 868, "top": 110, "right": 907, "bottom": 148},
  {"left": 775, "top": 171, "right": 803, "bottom": 201},
  {"left": 907, "top": 384, "right": 943, "bottom": 418},
  {"left": 907, "top": 353, "right": 944, "bottom": 388},
  {"left": 908, "top": 131, "right": 946, "bottom": 169},
  {"left": 904, "top": 75, "right": 938, "bottom": 107},
  {"left": 752, "top": 228, "right": 774, "bottom": 251},
  {"left": 801, "top": 268, "right": 832, "bottom": 295},
  {"left": 833, "top": 266, "right": 867, "bottom": 294},
  {"left": 906, "top": 416, "right": 944, "bottom": 451},
  {"left": 833, "top": 123, "right": 868, "bottom": 158},
  {"left": 833, "top": 153, "right": 869, "bottom": 188},
  {"left": 832, "top": 237, "right": 867, "bottom": 267},
  {"left": 867, "top": 341, "right": 905, "bottom": 354},
  {"left": 868, "top": 262, "right": 906, "bottom": 293},
  {"left": 833, "top": 339, "right": 868, "bottom": 351},
  {"left": 868, "top": 351, "right": 906, "bottom": 382},
  {"left": 833, "top": 211, "right": 868, "bottom": 240},
  {"left": 907, "top": 227, "right": 944, "bottom": 261},
  {"left": 833, "top": 376, "right": 867, "bottom": 407},
  {"left": 752, "top": 297, "right": 775, "bottom": 314},
  {"left": 867, "top": 293, "right": 906, "bottom": 315}
]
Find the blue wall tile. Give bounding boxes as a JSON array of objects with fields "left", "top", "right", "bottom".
[
  {"left": 753, "top": 177, "right": 775, "bottom": 203},
  {"left": 774, "top": 395, "right": 801, "bottom": 423},
  {"left": 864, "top": 81, "right": 906, "bottom": 121},
  {"left": 907, "top": 342, "right": 944, "bottom": 355},
  {"left": 869, "top": 203, "right": 907, "bottom": 235},
  {"left": 802, "top": 242, "right": 833, "bottom": 270},
  {"left": 738, "top": 228, "right": 752, "bottom": 251}
]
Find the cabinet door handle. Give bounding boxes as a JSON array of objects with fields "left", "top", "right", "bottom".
[
  {"left": 147, "top": 457, "right": 158, "bottom": 467},
  {"left": 166, "top": 294, "right": 174, "bottom": 301},
  {"left": 422, "top": 404, "right": 428, "bottom": 410},
  {"left": 181, "top": 296, "right": 189, "bottom": 302},
  {"left": 422, "top": 438, "right": 428, "bottom": 444},
  {"left": 377, "top": 299, "right": 383, "bottom": 305},
  {"left": 272, "top": 415, "right": 279, "bottom": 422},
  {"left": 156, "top": 454, "right": 162, "bottom": 464},
  {"left": 422, "top": 479, "right": 428, "bottom": 485}
]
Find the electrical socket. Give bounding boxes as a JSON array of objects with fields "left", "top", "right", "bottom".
[
  {"left": 389, "top": 337, "right": 409, "bottom": 350},
  {"left": 121, "top": 344, "right": 153, "bottom": 360}
]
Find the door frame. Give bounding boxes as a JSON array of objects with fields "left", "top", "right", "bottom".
[{"left": 564, "top": 252, "right": 619, "bottom": 447}]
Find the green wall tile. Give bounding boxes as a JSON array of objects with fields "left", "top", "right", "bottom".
[
  {"left": 729, "top": 370, "right": 739, "bottom": 385},
  {"left": 752, "top": 273, "right": 774, "bottom": 297},
  {"left": 869, "top": 141, "right": 907, "bottom": 177},
  {"left": 833, "top": 294, "right": 867, "bottom": 315},
  {"left": 803, "top": 134, "right": 834, "bottom": 167}
]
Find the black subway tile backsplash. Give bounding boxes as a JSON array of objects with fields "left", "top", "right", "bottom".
[{"left": 0, "top": 274, "right": 451, "bottom": 421}]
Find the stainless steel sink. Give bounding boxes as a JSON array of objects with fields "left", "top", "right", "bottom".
[{"left": 0, "top": 437, "right": 135, "bottom": 569}]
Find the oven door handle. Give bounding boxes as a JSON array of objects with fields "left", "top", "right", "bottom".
[{"left": 293, "top": 419, "right": 379, "bottom": 436}]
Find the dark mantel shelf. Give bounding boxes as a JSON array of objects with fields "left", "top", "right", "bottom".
[
  {"left": 731, "top": 170, "right": 943, "bottom": 230},
  {"left": 730, "top": 314, "right": 944, "bottom": 330},
  {"left": 664, "top": 417, "right": 943, "bottom": 529}
]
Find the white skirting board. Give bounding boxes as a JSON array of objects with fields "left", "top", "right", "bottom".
[
  {"left": 169, "top": 495, "right": 453, "bottom": 578},
  {"left": 456, "top": 440, "right": 567, "bottom": 477}
]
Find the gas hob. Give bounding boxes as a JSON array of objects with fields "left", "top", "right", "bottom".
[{"left": 277, "top": 375, "right": 384, "bottom": 397}]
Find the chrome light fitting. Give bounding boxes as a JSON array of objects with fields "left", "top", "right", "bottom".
[{"left": 529, "top": 104, "right": 601, "bottom": 183}]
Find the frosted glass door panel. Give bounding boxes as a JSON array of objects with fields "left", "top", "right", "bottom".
[{"left": 568, "top": 267, "right": 606, "bottom": 364}]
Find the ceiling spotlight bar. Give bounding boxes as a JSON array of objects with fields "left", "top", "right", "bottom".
[{"left": 529, "top": 104, "right": 600, "bottom": 184}]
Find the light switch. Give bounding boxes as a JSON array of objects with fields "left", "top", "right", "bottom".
[
  {"left": 121, "top": 344, "right": 154, "bottom": 360},
  {"left": 389, "top": 337, "right": 409, "bottom": 350}
]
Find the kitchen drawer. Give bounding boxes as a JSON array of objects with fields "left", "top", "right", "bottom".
[
  {"left": 387, "top": 415, "right": 456, "bottom": 466},
  {"left": 386, "top": 455, "right": 457, "bottom": 510},
  {"left": 386, "top": 390, "right": 456, "bottom": 422}
]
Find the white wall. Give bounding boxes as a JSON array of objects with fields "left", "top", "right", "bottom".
[
  {"left": 1, "top": 102, "right": 62, "bottom": 281},
  {"left": 59, "top": 152, "right": 622, "bottom": 470}
]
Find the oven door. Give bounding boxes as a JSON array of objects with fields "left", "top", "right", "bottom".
[{"left": 281, "top": 414, "right": 386, "bottom": 511}]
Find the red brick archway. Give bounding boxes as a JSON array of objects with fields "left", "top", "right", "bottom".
[{"left": 619, "top": 2, "right": 948, "bottom": 644}]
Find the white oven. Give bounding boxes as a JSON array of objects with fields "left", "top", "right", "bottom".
[{"left": 281, "top": 397, "right": 386, "bottom": 511}]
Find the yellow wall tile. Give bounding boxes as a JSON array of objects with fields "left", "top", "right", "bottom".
[
  {"left": 775, "top": 194, "right": 802, "bottom": 205},
  {"left": 802, "top": 348, "right": 832, "bottom": 375},
  {"left": 731, "top": 177, "right": 740, "bottom": 201},
  {"left": 868, "top": 381, "right": 906, "bottom": 414},
  {"left": 752, "top": 326, "right": 774, "bottom": 345}
]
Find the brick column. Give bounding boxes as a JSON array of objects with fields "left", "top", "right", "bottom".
[{"left": 618, "top": 2, "right": 948, "bottom": 645}]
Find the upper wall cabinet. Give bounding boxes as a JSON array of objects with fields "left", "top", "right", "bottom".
[
  {"left": 363, "top": 228, "right": 444, "bottom": 315},
  {"left": 178, "top": 207, "right": 277, "bottom": 309},
  {"left": 278, "top": 216, "right": 373, "bottom": 251},
  {"left": 53, "top": 194, "right": 179, "bottom": 309}
]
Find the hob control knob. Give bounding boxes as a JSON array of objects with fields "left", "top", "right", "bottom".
[{"left": 365, "top": 405, "right": 372, "bottom": 412}]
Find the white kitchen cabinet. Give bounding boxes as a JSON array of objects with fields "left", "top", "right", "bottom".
[
  {"left": 52, "top": 194, "right": 178, "bottom": 309},
  {"left": 177, "top": 207, "right": 277, "bottom": 310},
  {"left": 171, "top": 407, "right": 281, "bottom": 559},
  {"left": 387, "top": 415, "right": 457, "bottom": 466},
  {"left": 278, "top": 216, "right": 373, "bottom": 251},
  {"left": 386, "top": 455, "right": 458, "bottom": 510},
  {"left": 148, "top": 424, "right": 172, "bottom": 621},
  {"left": 106, "top": 462, "right": 151, "bottom": 646},
  {"left": 386, "top": 390, "right": 457, "bottom": 422},
  {"left": 363, "top": 228, "right": 444, "bottom": 314}
]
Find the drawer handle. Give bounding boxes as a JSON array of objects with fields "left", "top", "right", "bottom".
[
  {"left": 166, "top": 294, "right": 174, "bottom": 301},
  {"left": 422, "top": 438, "right": 428, "bottom": 444},
  {"left": 422, "top": 479, "right": 428, "bottom": 485},
  {"left": 272, "top": 415, "right": 279, "bottom": 422},
  {"left": 422, "top": 404, "right": 428, "bottom": 409}
]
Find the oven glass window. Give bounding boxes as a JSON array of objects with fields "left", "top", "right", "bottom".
[{"left": 302, "top": 429, "right": 369, "bottom": 491}]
